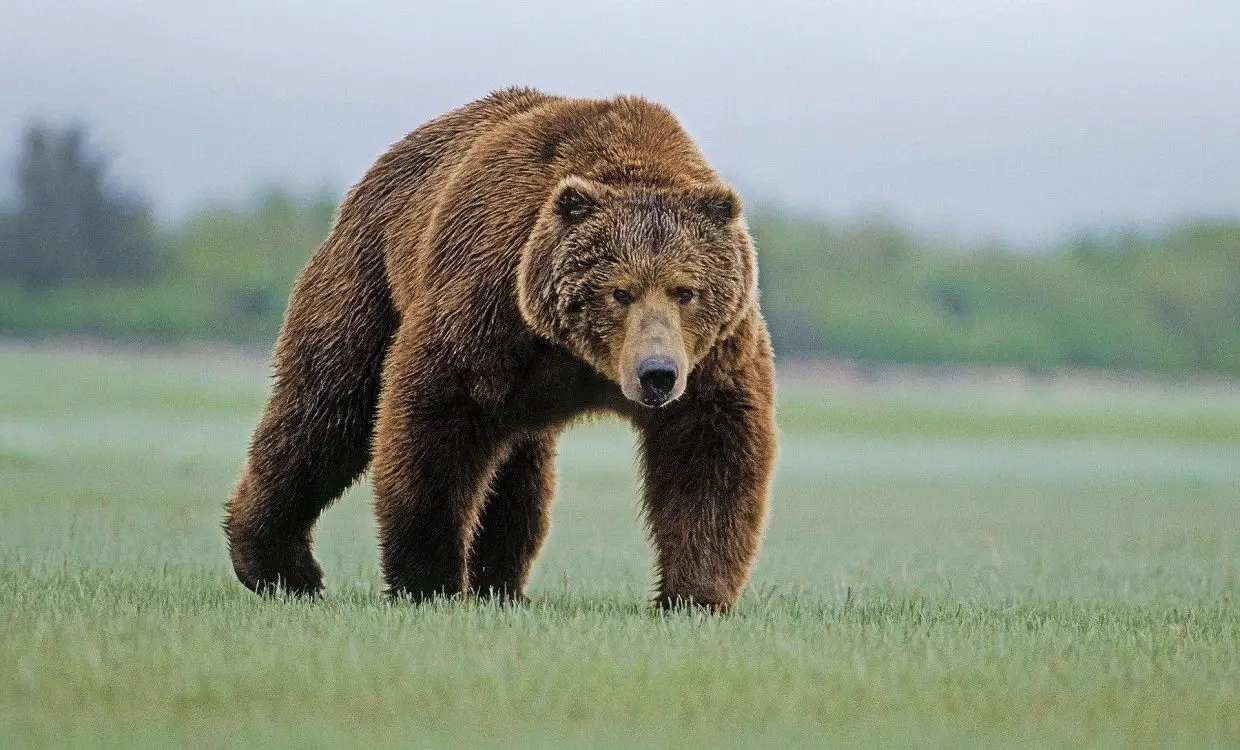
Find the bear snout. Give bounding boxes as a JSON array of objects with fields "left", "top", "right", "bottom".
[{"left": 637, "top": 356, "right": 678, "bottom": 407}]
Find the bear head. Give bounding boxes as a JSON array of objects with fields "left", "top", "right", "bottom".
[{"left": 518, "top": 175, "right": 757, "bottom": 407}]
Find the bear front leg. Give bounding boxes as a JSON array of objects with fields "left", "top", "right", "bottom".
[
  {"left": 638, "top": 361, "right": 777, "bottom": 612},
  {"left": 468, "top": 434, "right": 557, "bottom": 600},
  {"left": 370, "top": 336, "right": 507, "bottom": 601}
]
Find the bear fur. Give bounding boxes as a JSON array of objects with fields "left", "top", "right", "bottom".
[{"left": 224, "top": 87, "right": 777, "bottom": 611}]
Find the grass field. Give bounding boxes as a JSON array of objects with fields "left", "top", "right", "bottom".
[{"left": 2, "top": 344, "right": 1238, "bottom": 747}]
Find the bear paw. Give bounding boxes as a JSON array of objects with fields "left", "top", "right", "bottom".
[{"left": 229, "top": 538, "right": 325, "bottom": 597}]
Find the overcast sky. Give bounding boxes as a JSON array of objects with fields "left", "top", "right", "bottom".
[{"left": 3, "top": 0, "right": 1238, "bottom": 243}]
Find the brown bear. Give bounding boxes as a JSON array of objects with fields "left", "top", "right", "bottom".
[{"left": 224, "top": 87, "right": 777, "bottom": 611}]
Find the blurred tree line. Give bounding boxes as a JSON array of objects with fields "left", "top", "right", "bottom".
[
  {"left": 755, "top": 211, "right": 1240, "bottom": 373},
  {"left": 0, "top": 124, "right": 159, "bottom": 287},
  {"left": 1, "top": 123, "right": 1238, "bottom": 374}
]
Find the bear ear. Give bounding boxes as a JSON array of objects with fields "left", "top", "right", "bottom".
[
  {"left": 552, "top": 177, "right": 608, "bottom": 224},
  {"left": 690, "top": 184, "right": 742, "bottom": 225}
]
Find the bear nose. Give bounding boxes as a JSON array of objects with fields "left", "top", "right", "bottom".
[{"left": 637, "top": 357, "right": 678, "bottom": 406}]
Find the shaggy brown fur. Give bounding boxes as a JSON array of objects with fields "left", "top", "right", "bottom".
[{"left": 224, "top": 87, "right": 777, "bottom": 611}]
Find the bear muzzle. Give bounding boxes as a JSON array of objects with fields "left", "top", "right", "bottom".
[
  {"left": 636, "top": 356, "right": 679, "bottom": 407},
  {"left": 617, "top": 294, "right": 690, "bottom": 407},
  {"left": 620, "top": 346, "right": 688, "bottom": 408}
]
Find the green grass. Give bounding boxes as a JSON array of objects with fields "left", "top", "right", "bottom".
[{"left": 2, "top": 344, "right": 1238, "bottom": 747}]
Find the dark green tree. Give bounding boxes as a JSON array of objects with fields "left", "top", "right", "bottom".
[{"left": 0, "top": 122, "right": 159, "bottom": 288}]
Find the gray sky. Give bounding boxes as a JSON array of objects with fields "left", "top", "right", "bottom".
[{"left": 3, "top": 0, "right": 1238, "bottom": 243}]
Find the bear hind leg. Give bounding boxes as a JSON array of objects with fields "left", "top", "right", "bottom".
[
  {"left": 468, "top": 435, "right": 557, "bottom": 600},
  {"left": 225, "top": 243, "right": 398, "bottom": 596}
]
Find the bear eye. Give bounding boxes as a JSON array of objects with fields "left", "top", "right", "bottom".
[
  {"left": 612, "top": 288, "right": 633, "bottom": 306},
  {"left": 673, "top": 287, "right": 695, "bottom": 305}
]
